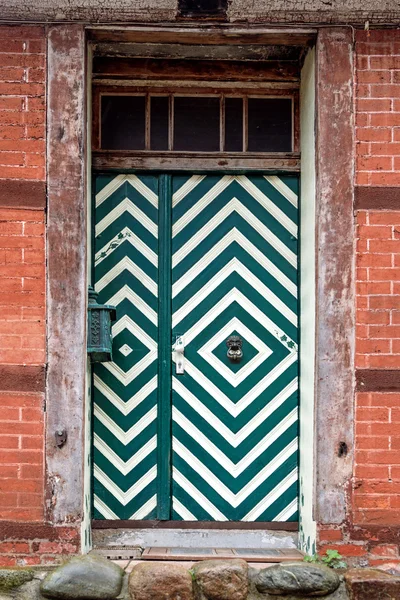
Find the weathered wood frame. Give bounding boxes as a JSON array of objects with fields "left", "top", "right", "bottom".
[
  {"left": 46, "top": 24, "right": 354, "bottom": 547},
  {"left": 92, "top": 80, "right": 300, "bottom": 172}
]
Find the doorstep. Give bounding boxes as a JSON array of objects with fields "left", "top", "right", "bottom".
[{"left": 92, "top": 545, "right": 304, "bottom": 570}]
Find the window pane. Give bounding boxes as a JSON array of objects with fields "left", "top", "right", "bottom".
[
  {"left": 150, "top": 97, "right": 169, "bottom": 151},
  {"left": 174, "top": 97, "right": 220, "bottom": 151},
  {"left": 248, "top": 98, "right": 292, "bottom": 152},
  {"left": 225, "top": 98, "right": 243, "bottom": 152},
  {"left": 101, "top": 96, "right": 145, "bottom": 150}
]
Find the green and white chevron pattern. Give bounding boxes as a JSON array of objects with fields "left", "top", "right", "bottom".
[
  {"left": 93, "top": 174, "right": 159, "bottom": 520},
  {"left": 171, "top": 175, "right": 299, "bottom": 521},
  {"left": 92, "top": 172, "right": 299, "bottom": 522}
]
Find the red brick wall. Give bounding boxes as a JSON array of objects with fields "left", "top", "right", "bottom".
[
  {"left": 354, "top": 30, "right": 400, "bottom": 533},
  {"left": 317, "top": 30, "right": 400, "bottom": 566},
  {"left": 0, "top": 25, "right": 46, "bottom": 561}
]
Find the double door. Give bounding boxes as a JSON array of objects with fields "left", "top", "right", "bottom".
[{"left": 92, "top": 172, "right": 299, "bottom": 522}]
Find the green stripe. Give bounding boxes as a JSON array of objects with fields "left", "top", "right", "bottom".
[{"left": 157, "top": 174, "right": 172, "bottom": 519}]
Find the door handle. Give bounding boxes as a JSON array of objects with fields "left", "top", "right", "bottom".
[{"left": 174, "top": 335, "right": 185, "bottom": 375}]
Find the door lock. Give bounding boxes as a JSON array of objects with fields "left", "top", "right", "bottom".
[{"left": 174, "top": 335, "right": 185, "bottom": 374}]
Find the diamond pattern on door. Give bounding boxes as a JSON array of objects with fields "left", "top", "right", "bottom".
[
  {"left": 93, "top": 174, "right": 159, "bottom": 520},
  {"left": 92, "top": 172, "right": 299, "bottom": 523},
  {"left": 171, "top": 174, "right": 299, "bottom": 522}
]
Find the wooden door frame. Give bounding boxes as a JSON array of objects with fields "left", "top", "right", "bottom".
[{"left": 46, "top": 25, "right": 354, "bottom": 555}]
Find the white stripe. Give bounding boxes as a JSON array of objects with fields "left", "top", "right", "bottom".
[
  {"left": 173, "top": 176, "right": 234, "bottom": 235},
  {"left": 94, "top": 434, "right": 156, "bottom": 476},
  {"left": 181, "top": 353, "right": 297, "bottom": 416},
  {"left": 173, "top": 377, "right": 298, "bottom": 448},
  {"left": 172, "top": 227, "right": 296, "bottom": 302},
  {"left": 173, "top": 497, "right": 197, "bottom": 520},
  {"left": 172, "top": 197, "right": 296, "bottom": 268},
  {"left": 172, "top": 175, "right": 207, "bottom": 207},
  {"left": 180, "top": 288, "right": 297, "bottom": 350},
  {"left": 173, "top": 468, "right": 227, "bottom": 521},
  {"left": 242, "top": 469, "right": 298, "bottom": 521},
  {"left": 94, "top": 496, "right": 119, "bottom": 520},
  {"left": 94, "top": 405, "right": 157, "bottom": 445},
  {"left": 173, "top": 406, "right": 298, "bottom": 475},
  {"left": 173, "top": 437, "right": 297, "bottom": 506},
  {"left": 95, "top": 174, "right": 158, "bottom": 208},
  {"left": 264, "top": 176, "right": 298, "bottom": 208},
  {"left": 96, "top": 256, "right": 157, "bottom": 296},
  {"left": 94, "top": 465, "right": 156, "bottom": 506},
  {"left": 96, "top": 198, "right": 157, "bottom": 238},
  {"left": 173, "top": 258, "right": 296, "bottom": 328},
  {"left": 131, "top": 495, "right": 157, "bottom": 519},
  {"left": 94, "top": 374, "right": 157, "bottom": 416},
  {"left": 236, "top": 176, "right": 297, "bottom": 237},
  {"left": 126, "top": 174, "right": 158, "bottom": 208},
  {"left": 107, "top": 285, "right": 157, "bottom": 326},
  {"left": 95, "top": 174, "right": 127, "bottom": 207},
  {"left": 95, "top": 227, "right": 158, "bottom": 267},
  {"left": 274, "top": 498, "right": 298, "bottom": 522}
]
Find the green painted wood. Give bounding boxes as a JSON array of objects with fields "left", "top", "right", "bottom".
[
  {"left": 171, "top": 174, "right": 299, "bottom": 522},
  {"left": 157, "top": 174, "right": 172, "bottom": 519},
  {"left": 92, "top": 174, "right": 159, "bottom": 520},
  {"left": 92, "top": 172, "right": 299, "bottom": 523}
]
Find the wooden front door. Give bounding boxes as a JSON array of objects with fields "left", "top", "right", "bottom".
[{"left": 92, "top": 172, "right": 299, "bottom": 523}]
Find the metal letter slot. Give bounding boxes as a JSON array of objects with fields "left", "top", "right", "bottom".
[{"left": 175, "top": 335, "right": 185, "bottom": 375}]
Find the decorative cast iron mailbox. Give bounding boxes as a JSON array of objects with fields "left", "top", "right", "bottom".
[{"left": 87, "top": 286, "right": 117, "bottom": 363}]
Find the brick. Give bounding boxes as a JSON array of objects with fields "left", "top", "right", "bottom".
[
  {"left": 370, "top": 142, "right": 400, "bottom": 156},
  {"left": 358, "top": 253, "right": 392, "bottom": 267},
  {"left": 370, "top": 296, "right": 400, "bottom": 309},
  {"left": 356, "top": 422, "right": 400, "bottom": 435},
  {"left": 358, "top": 155, "right": 393, "bottom": 171},
  {"left": 357, "top": 128, "right": 392, "bottom": 142},
  {"left": 357, "top": 98, "right": 392, "bottom": 112},
  {"left": 356, "top": 339, "right": 391, "bottom": 354},
  {"left": 357, "top": 407, "right": 390, "bottom": 421},
  {"left": 356, "top": 436, "right": 390, "bottom": 449},
  {"left": 356, "top": 311, "right": 390, "bottom": 324},
  {"left": 358, "top": 225, "right": 393, "bottom": 239},
  {"left": 358, "top": 71, "right": 391, "bottom": 84},
  {"left": 354, "top": 464, "right": 390, "bottom": 479},
  {"left": 357, "top": 392, "right": 400, "bottom": 407},
  {"left": 354, "top": 494, "right": 391, "bottom": 509},
  {"left": 371, "top": 84, "right": 400, "bottom": 97},
  {"left": 321, "top": 544, "right": 367, "bottom": 557},
  {"left": 369, "top": 354, "right": 400, "bottom": 367},
  {"left": 357, "top": 281, "right": 391, "bottom": 295},
  {"left": 370, "top": 212, "right": 400, "bottom": 225},
  {"left": 0, "top": 542, "right": 30, "bottom": 554},
  {"left": 370, "top": 544, "right": 400, "bottom": 557},
  {"left": 357, "top": 450, "right": 400, "bottom": 464},
  {"left": 369, "top": 325, "right": 400, "bottom": 338}
]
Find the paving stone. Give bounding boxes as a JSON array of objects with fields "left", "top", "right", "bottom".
[
  {"left": 255, "top": 562, "right": 340, "bottom": 597},
  {"left": 192, "top": 559, "right": 248, "bottom": 600},
  {"left": 128, "top": 562, "right": 193, "bottom": 600},
  {"left": 40, "top": 554, "right": 124, "bottom": 599}
]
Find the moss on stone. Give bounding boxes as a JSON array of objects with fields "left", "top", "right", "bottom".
[{"left": 0, "top": 568, "right": 34, "bottom": 590}]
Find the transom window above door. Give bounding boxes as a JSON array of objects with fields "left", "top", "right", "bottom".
[{"left": 100, "top": 94, "right": 294, "bottom": 153}]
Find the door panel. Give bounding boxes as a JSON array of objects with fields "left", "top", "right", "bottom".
[
  {"left": 92, "top": 172, "right": 299, "bottom": 523},
  {"left": 93, "top": 174, "right": 159, "bottom": 520},
  {"left": 171, "top": 175, "right": 298, "bottom": 521}
]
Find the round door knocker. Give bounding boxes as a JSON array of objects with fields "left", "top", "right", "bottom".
[{"left": 226, "top": 335, "right": 243, "bottom": 363}]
